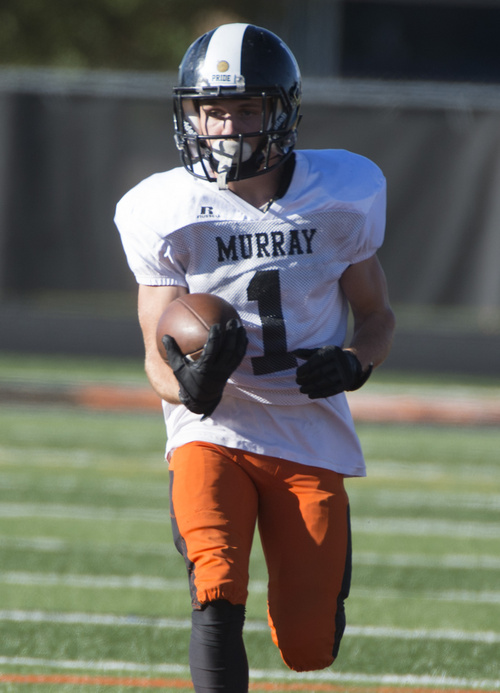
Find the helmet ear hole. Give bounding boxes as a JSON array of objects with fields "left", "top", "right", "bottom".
[{"left": 173, "top": 23, "right": 302, "bottom": 183}]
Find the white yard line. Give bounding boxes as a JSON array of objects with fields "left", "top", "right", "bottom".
[
  {"left": 354, "top": 552, "right": 500, "bottom": 570},
  {"left": 351, "top": 489, "right": 500, "bottom": 511},
  {"left": 0, "top": 571, "right": 186, "bottom": 591},
  {"left": 0, "top": 535, "right": 175, "bottom": 555},
  {"left": 352, "top": 516, "right": 500, "bottom": 539},
  {"left": 1, "top": 609, "right": 500, "bottom": 644},
  {"left": 2, "top": 536, "right": 500, "bottom": 570},
  {"left": 0, "top": 502, "right": 166, "bottom": 523},
  {"left": 0, "top": 446, "right": 163, "bottom": 470},
  {"left": 357, "top": 460, "right": 500, "bottom": 482},
  {"left": 3, "top": 502, "right": 500, "bottom": 539},
  {"left": 353, "top": 587, "right": 500, "bottom": 604},
  {"left": 0, "top": 655, "right": 498, "bottom": 690},
  {"left": 3, "top": 571, "right": 500, "bottom": 605}
]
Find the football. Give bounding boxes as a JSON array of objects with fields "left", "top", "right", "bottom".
[{"left": 156, "top": 293, "right": 240, "bottom": 363}]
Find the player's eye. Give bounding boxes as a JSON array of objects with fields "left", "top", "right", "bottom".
[
  {"left": 241, "top": 109, "right": 259, "bottom": 118},
  {"left": 204, "top": 109, "right": 225, "bottom": 119}
]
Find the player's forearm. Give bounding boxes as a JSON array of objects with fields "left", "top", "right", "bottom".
[
  {"left": 144, "top": 352, "right": 182, "bottom": 404},
  {"left": 346, "top": 306, "right": 396, "bottom": 371}
]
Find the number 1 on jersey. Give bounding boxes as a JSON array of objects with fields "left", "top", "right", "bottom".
[{"left": 247, "top": 269, "right": 298, "bottom": 375}]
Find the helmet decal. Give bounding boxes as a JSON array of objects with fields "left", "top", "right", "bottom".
[{"left": 197, "top": 23, "right": 248, "bottom": 91}]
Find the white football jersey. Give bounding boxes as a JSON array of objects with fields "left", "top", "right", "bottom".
[{"left": 115, "top": 149, "right": 386, "bottom": 475}]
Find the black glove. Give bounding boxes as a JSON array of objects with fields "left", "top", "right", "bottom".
[
  {"left": 162, "top": 319, "right": 248, "bottom": 418},
  {"left": 294, "top": 346, "right": 372, "bottom": 399}
]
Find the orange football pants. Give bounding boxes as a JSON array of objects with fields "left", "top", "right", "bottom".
[{"left": 169, "top": 441, "right": 352, "bottom": 672}]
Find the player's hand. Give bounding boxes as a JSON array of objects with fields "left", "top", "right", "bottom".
[
  {"left": 162, "top": 319, "right": 248, "bottom": 418},
  {"left": 294, "top": 346, "right": 372, "bottom": 399}
]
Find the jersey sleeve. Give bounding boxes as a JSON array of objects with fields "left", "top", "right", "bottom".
[
  {"left": 352, "top": 176, "right": 387, "bottom": 264},
  {"left": 114, "top": 184, "right": 188, "bottom": 288},
  {"left": 297, "top": 149, "right": 387, "bottom": 267}
]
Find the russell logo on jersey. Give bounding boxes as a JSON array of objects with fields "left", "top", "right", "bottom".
[{"left": 197, "top": 206, "right": 221, "bottom": 219}]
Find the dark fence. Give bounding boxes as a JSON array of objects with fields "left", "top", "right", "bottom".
[{"left": 0, "top": 68, "right": 499, "bottom": 371}]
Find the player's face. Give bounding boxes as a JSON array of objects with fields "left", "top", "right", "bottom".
[{"left": 195, "top": 97, "right": 280, "bottom": 183}]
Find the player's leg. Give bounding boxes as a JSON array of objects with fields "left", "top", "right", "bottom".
[
  {"left": 255, "top": 456, "right": 351, "bottom": 672},
  {"left": 190, "top": 600, "right": 248, "bottom": 693},
  {"left": 169, "top": 442, "right": 258, "bottom": 692}
]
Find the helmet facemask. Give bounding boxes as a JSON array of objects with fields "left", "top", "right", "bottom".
[
  {"left": 173, "top": 91, "right": 300, "bottom": 188},
  {"left": 173, "top": 23, "right": 302, "bottom": 187}
]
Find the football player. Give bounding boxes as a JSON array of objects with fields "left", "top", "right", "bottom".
[{"left": 115, "top": 23, "right": 395, "bottom": 693}]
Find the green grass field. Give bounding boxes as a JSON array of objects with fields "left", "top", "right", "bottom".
[{"left": 1, "top": 353, "right": 500, "bottom": 692}]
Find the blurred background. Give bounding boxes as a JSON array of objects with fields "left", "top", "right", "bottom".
[{"left": 0, "top": 0, "right": 499, "bottom": 375}]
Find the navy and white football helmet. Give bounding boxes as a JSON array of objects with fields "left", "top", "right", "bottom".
[{"left": 173, "top": 23, "right": 302, "bottom": 187}]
